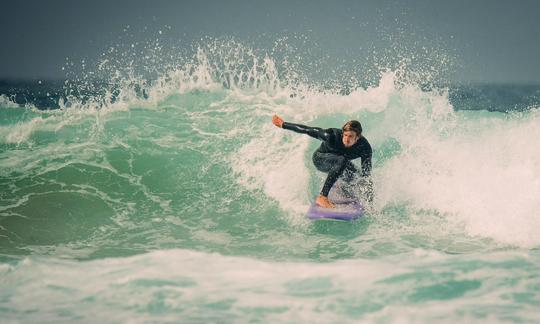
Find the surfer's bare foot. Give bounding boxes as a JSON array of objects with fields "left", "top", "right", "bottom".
[{"left": 316, "top": 195, "right": 334, "bottom": 208}]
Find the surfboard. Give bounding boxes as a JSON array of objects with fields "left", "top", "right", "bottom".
[{"left": 306, "top": 199, "right": 364, "bottom": 221}]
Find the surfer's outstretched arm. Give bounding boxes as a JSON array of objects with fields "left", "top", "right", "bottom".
[{"left": 272, "top": 114, "right": 331, "bottom": 141}]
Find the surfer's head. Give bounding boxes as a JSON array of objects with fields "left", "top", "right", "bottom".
[{"left": 342, "top": 120, "right": 362, "bottom": 147}]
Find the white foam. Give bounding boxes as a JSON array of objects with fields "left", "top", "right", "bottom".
[
  {"left": 230, "top": 122, "right": 311, "bottom": 219},
  {"left": 376, "top": 99, "right": 540, "bottom": 247}
]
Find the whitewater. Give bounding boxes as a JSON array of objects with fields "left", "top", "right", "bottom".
[{"left": 1, "top": 41, "right": 540, "bottom": 322}]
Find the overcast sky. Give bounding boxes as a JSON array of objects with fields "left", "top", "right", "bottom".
[{"left": 1, "top": 0, "right": 539, "bottom": 83}]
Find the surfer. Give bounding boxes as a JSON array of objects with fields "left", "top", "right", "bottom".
[{"left": 272, "top": 115, "right": 373, "bottom": 208}]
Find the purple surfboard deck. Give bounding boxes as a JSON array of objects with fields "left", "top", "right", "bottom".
[{"left": 306, "top": 199, "right": 364, "bottom": 221}]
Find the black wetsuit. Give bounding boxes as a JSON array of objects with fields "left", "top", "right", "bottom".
[{"left": 282, "top": 122, "right": 373, "bottom": 200}]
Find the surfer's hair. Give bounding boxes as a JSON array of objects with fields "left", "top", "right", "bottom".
[{"left": 342, "top": 120, "right": 362, "bottom": 135}]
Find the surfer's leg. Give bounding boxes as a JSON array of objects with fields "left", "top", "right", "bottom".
[
  {"left": 312, "top": 151, "right": 335, "bottom": 173},
  {"left": 312, "top": 152, "right": 350, "bottom": 197}
]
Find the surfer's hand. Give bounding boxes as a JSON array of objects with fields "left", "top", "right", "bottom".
[{"left": 272, "top": 115, "right": 284, "bottom": 128}]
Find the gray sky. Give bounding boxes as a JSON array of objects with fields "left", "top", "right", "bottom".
[{"left": 1, "top": 0, "right": 539, "bottom": 83}]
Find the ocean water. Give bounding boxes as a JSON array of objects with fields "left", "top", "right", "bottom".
[{"left": 2, "top": 42, "right": 540, "bottom": 323}]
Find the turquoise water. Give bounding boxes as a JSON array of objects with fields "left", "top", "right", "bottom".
[{"left": 2, "top": 46, "right": 540, "bottom": 322}]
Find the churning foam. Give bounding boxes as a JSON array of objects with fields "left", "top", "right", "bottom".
[
  {"left": 393, "top": 110, "right": 540, "bottom": 247},
  {"left": 373, "top": 89, "right": 540, "bottom": 247}
]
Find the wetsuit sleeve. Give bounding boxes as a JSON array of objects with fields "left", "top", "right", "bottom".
[{"left": 282, "top": 121, "right": 332, "bottom": 141}]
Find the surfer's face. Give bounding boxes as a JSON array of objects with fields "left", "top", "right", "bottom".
[{"left": 342, "top": 130, "right": 359, "bottom": 147}]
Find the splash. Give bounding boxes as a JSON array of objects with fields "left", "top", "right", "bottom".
[
  {"left": 378, "top": 108, "right": 540, "bottom": 246},
  {"left": 0, "top": 94, "right": 20, "bottom": 108}
]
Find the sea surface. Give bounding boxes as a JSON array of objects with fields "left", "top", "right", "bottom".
[{"left": 2, "top": 41, "right": 540, "bottom": 323}]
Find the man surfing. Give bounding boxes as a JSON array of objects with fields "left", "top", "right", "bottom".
[{"left": 272, "top": 115, "right": 373, "bottom": 208}]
